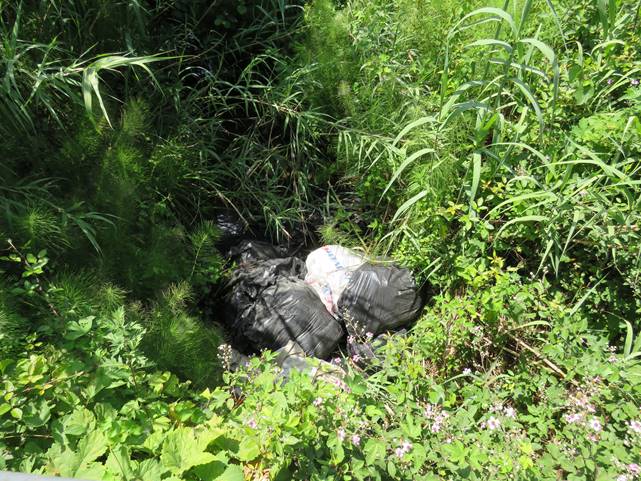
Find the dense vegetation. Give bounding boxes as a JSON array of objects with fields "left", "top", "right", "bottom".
[{"left": 1, "top": 0, "right": 640, "bottom": 479}]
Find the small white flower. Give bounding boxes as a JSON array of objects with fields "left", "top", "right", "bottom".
[
  {"left": 486, "top": 416, "right": 501, "bottom": 431},
  {"left": 504, "top": 407, "right": 516, "bottom": 419}
]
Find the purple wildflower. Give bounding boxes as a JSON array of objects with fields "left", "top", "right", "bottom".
[
  {"left": 564, "top": 412, "right": 583, "bottom": 424},
  {"left": 628, "top": 420, "right": 641, "bottom": 434},
  {"left": 395, "top": 439, "right": 413, "bottom": 458},
  {"left": 424, "top": 404, "right": 435, "bottom": 418},
  {"left": 588, "top": 418, "right": 602, "bottom": 432}
]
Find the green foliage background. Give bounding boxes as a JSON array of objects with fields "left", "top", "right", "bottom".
[{"left": 1, "top": 0, "right": 641, "bottom": 479}]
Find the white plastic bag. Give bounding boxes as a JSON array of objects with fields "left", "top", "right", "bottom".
[{"left": 304, "top": 245, "right": 365, "bottom": 314}]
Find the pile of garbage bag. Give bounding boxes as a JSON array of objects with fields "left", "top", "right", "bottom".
[{"left": 224, "top": 242, "right": 423, "bottom": 360}]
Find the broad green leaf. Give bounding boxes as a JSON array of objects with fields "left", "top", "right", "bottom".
[
  {"left": 65, "top": 315, "right": 94, "bottom": 340},
  {"left": 23, "top": 399, "right": 51, "bottom": 428},
  {"left": 364, "top": 438, "right": 386, "bottom": 466},
  {"left": 218, "top": 464, "right": 244, "bottom": 481},
  {"left": 75, "top": 430, "right": 109, "bottom": 467},
  {"left": 105, "top": 446, "right": 135, "bottom": 479},
  {"left": 75, "top": 462, "right": 107, "bottom": 480},
  {"left": 63, "top": 407, "right": 95, "bottom": 436},
  {"left": 237, "top": 436, "right": 260, "bottom": 462},
  {"left": 138, "top": 459, "right": 166, "bottom": 481},
  {"left": 160, "top": 427, "right": 216, "bottom": 475},
  {"left": 47, "top": 430, "right": 108, "bottom": 477}
]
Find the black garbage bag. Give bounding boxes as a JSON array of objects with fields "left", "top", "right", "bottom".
[
  {"left": 338, "top": 264, "right": 423, "bottom": 336},
  {"left": 229, "top": 240, "right": 289, "bottom": 264},
  {"left": 226, "top": 256, "right": 344, "bottom": 359}
]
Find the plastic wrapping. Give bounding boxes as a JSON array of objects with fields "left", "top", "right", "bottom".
[
  {"left": 338, "top": 264, "right": 423, "bottom": 336},
  {"left": 304, "top": 245, "right": 365, "bottom": 314}
]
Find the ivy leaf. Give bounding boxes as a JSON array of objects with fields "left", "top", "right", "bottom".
[{"left": 160, "top": 427, "right": 216, "bottom": 475}]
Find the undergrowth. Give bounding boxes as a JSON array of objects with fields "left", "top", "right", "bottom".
[{"left": 1, "top": 0, "right": 641, "bottom": 479}]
